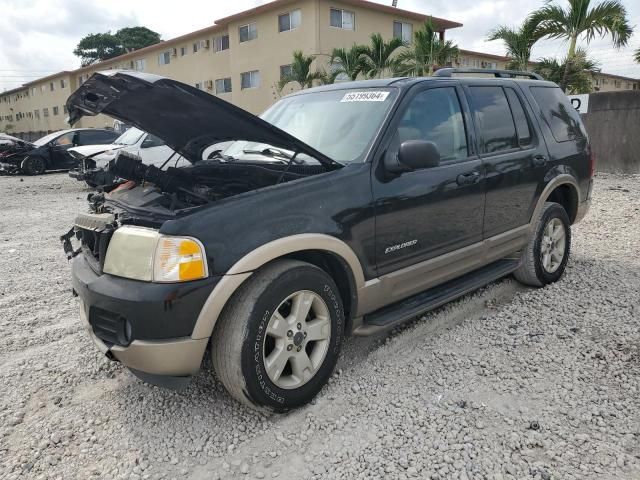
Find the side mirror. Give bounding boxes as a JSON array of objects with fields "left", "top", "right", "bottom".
[{"left": 385, "top": 140, "right": 440, "bottom": 173}]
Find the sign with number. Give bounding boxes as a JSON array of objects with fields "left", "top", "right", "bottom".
[{"left": 567, "top": 94, "right": 589, "bottom": 114}]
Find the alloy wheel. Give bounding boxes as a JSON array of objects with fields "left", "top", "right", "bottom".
[
  {"left": 262, "top": 290, "right": 331, "bottom": 389},
  {"left": 540, "top": 217, "right": 566, "bottom": 273}
]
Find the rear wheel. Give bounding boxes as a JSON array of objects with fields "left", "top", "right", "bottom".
[
  {"left": 211, "top": 260, "right": 344, "bottom": 411},
  {"left": 514, "top": 202, "right": 571, "bottom": 287},
  {"left": 21, "top": 156, "right": 46, "bottom": 175}
]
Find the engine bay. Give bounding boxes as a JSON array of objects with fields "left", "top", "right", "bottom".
[{"left": 89, "top": 151, "right": 329, "bottom": 219}]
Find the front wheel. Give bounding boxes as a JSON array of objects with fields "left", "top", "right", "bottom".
[
  {"left": 21, "top": 156, "right": 46, "bottom": 175},
  {"left": 514, "top": 202, "right": 571, "bottom": 287},
  {"left": 211, "top": 260, "right": 344, "bottom": 411}
]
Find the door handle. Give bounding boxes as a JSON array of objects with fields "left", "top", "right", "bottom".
[
  {"left": 532, "top": 155, "right": 548, "bottom": 167},
  {"left": 456, "top": 171, "right": 480, "bottom": 186}
]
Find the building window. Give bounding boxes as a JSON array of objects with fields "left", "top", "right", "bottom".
[
  {"left": 60, "top": 79, "right": 67, "bottom": 89},
  {"left": 239, "top": 22, "right": 258, "bottom": 42},
  {"left": 31, "top": 87, "right": 36, "bottom": 96},
  {"left": 215, "top": 77, "right": 232, "bottom": 94},
  {"left": 158, "top": 51, "right": 171, "bottom": 65},
  {"left": 134, "top": 59, "right": 146, "bottom": 71},
  {"left": 279, "top": 9, "right": 301, "bottom": 32},
  {"left": 53, "top": 106, "right": 59, "bottom": 116},
  {"left": 330, "top": 8, "right": 355, "bottom": 30},
  {"left": 214, "top": 35, "right": 229, "bottom": 52},
  {"left": 193, "top": 42, "right": 199, "bottom": 53},
  {"left": 393, "top": 21, "right": 412, "bottom": 42},
  {"left": 240, "top": 70, "right": 260, "bottom": 89},
  {"left": 614, "top": 80, "right": 621, "bottom": 88},
  {"left": 280, "top": 64, "right": 293, "bottom": 81},
  {"left": 63, "top": 105, "right": 68, "bottom": 114},
  {"left": 43, "top": 108, "right": 49, "bottom": 117},
  {"left": 49, "top": 82, "right": 55, "bottom": 91},
  {"left": 34, "top": 110, "right": 40, "bottom": 119},
  {"left": 195, "top": 82, "right": 203, "bottom": 90},
  {"left": 180, "top": 46, "right": 187, "bottom": 56}
]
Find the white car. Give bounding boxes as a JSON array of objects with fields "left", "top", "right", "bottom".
[{"left": 68, "top": 127, "right": 189, "bottom": 187}]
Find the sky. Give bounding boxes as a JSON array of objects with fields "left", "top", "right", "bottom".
[{"left": 1, "top": 0, "right": 639, "bottom": 92}]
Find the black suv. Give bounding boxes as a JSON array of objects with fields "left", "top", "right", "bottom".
[{"left": 63, "top": 70, "right": 593, "bottom": 411}]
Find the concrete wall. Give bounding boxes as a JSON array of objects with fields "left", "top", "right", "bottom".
[{"left": 582, "top": 91, "right": 640, "bottom": 174}]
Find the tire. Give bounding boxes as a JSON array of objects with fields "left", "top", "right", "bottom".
[
  {"left": 212, "top": 260, "right": 345, "bottom": 412},
  {"left": 514, "top": 202, "right": 571, "bottom": 287},
  {"left": 21, "top": 156, "right": 46, "bottom": 175}
]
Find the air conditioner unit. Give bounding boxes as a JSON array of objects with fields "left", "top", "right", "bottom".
[
  {"left": 171, "top": 48, "right": 178, "bottom": 56},
  {"left": 201, "top": 39, "right": 211, "bottom": 49},
  {"left": 205, "top": 80, "right": 214, "bottom": 90}
]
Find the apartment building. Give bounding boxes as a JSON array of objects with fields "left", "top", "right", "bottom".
[{"left": 1, "top": 0, "right": 638, "bottom": 138}]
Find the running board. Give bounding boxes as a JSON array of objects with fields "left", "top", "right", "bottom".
[{"left": 353, "top": 259, "right": 520, "bottom": 336}]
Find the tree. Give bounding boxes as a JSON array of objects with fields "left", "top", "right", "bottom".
[
  {"left": 74, "top": 27, "right": 162, "bottom": 66},
  {"left": 394, "top": 19, "right": 459, "bottom": 76},
  {"left": 279, "top": 51, "right": 326, "bottom": 91},
  {"left": 529, "top": 0, "right": 632, "bottom": 90},
  {"left": 487, "top": 19, "right": 542, "bottom": 71},
  {"left": 534, "top": 48, "right": 600, "bottom": 93},
  {"left": 329, "top": 44, "right": 367, "bottom": 82},
  {"left": 361, "top": 33, "right": 405, "bottom": 78},
  {"left": 635, "top": 47, "right": 640, "bottom": 63}
]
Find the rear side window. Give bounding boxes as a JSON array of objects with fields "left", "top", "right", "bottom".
[
  {"left": 470, "top": 86, "right": 518, "bottom": 154},
  {"left": 529, "top": 86, "right": 584, "bottom": 143},
  {"left": 504, "top": 88, "right": 532, "bottom": 147},
  {"left": 78, "top": 130, "right": 117, "bottom": 145}
]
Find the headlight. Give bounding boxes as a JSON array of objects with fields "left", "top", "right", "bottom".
[{"left": 103, "top": 226, "right": 208, "bottom": 282}]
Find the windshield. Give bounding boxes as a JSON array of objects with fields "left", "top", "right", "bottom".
[
  {"left": 222, "top": 88, "right": 397, "bottom": 163},
  {"left": 114, "top": 127, "right": 144, "bottom": 146},
  {"left": 33, "top": 131, "right": 66, "bottom": 147}
]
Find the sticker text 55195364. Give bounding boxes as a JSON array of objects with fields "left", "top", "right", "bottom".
[{"left": 341, "top": 91, "right": 390, "bottom": 102}]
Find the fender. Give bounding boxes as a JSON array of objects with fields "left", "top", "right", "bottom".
[
  {"left": 191, "top": 234, "right": 366, "bottom": 340},
  {"left": 529, "top": 173, "right": 581, "bottom": 227}
]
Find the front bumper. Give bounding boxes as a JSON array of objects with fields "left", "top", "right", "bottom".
[{"left": 72, "top": 254, "right": 219, "bottom": 378}]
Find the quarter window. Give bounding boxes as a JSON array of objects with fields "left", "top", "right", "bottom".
[
  {"left": 470, "top": 86, "right": 518, "bottom": 153},
  {"left": 530, "top": 86, "right": 585, "bottom": 142},
  {"left": 239, "top": 23, "right": 258, "bottom": 42},
  {"left": 504, "top": 88, "right": 532, "bottom": 147},
  {"left": 393, "top": 21, "right": 413, "bottom": 42},
  {"left": 215, "top": 35, "right": 230, "bottom": 52},
  {"left": 215, "top": 78, "right": 232, "bottom": 94},
  {"left": 391, "top": 87, "right": 468, "bottom": 162},
  {"left": 241, "top": 70, "right": 260, "bottom": 89},
  {"left": 279, "top": 9, "right": 301, "bottom": 32},
  {"left": 330, "top": 8, "right": 355, "bottom": 30}
]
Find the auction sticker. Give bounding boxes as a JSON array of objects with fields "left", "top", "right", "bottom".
[{"left": 341, "top": 91, "right": 390, "bottom": 102}]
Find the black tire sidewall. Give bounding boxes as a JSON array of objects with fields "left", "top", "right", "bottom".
[
  {"left": 533, "top": 204, "right": 571, "bottom": 285},
  {"left": 240, "top": 265, "right": 344, "bottom": 411}
]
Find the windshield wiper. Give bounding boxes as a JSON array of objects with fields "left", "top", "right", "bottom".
[{"left": 242, "top": 147, "right": 305, "bottom": 164}]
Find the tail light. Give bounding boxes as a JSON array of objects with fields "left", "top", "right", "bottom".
[{"left": 588, "top": 145, "right": 596, "bottom": 178}]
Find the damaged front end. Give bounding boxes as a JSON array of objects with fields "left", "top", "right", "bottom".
[{"left": 68, "top": 150, "right": 119, "bottom": 187}]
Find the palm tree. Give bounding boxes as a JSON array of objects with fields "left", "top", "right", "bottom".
[
  {"left": 329, "top": 44, "right": 367, "bottom": 82},
  {"left": 534, "top": 48, "right": 600, "bottom": 93},
  {"left": 487, "top": 19, "right": 542, "bottom": 71},
  {"left": 529, "top": 0, "right": 633, "bottom": 90},
  {"left": 279, "top": 50, "right": 326, "bottom": 91},
  {"left": 394, "top": 19, "right": 459, "bottom": 76},
  {"left": 635, "top": 47, "right": 640, "bottom": 63},
  {"left": 361, "top": 33, "right": 405, "bottom": 78}
]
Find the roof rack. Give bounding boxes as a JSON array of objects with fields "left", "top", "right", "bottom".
[{"left": 433, "top": 68, "right": 543, "bottom": 80}]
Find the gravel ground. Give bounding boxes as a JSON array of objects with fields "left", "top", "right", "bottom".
[{"left": 0, "top": 172, "right": 638, "bottom": 480}]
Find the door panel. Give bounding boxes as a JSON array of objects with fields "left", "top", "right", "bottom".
[
  {"left": 49, "top": 132, "right": 77, "bottom": 168},
  {"left": 373, "top": 85, "right": 485, "bottom": 277},
  {"left": 466, "top": 84, "right": 548, "bottom": 238}
]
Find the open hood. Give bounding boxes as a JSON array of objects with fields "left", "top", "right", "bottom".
[{"left": 66, "top": 71, "right": 341, "bottom": 168}]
